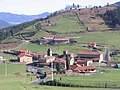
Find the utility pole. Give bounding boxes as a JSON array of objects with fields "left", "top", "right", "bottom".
[
  {"left": 51, "top": 60, "right": 54, "bottom": 81},
  {"left": 5, "top": 60, "right": 7, "bottom": 76}
]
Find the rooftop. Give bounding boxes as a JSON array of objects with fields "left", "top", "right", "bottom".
[
  {"left": 54, "top": 58, "right": 66, "bottom": 64},
  {"left": 78, "top": 51, "right": 102, "bottom": 55},
  {"left": 18, "top": 54, "right": 32, "bottom": 58}
]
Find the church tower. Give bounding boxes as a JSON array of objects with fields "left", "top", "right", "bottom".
[{"left": 47, "top": 48, "right": 52, "bottom": 56}]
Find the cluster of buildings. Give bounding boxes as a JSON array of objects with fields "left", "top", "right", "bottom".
[
  {"left": 30, "top": 35, "right": 76, "bottom": 45},
  {"left": 17, "top": 48, "right": 104, "bottom": 73}
]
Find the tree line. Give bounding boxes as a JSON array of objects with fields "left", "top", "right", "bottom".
[
  {"left": 0, "top": 18, "right": 43, "bottom": 42},
  {"left": 102, "top": 8, "right": 120, "bottom": 28}
]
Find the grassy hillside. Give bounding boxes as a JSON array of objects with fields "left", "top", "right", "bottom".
[
  {"left": 46, "top": 13, "right": 85, "bottom": 33},
  {"left": 0, "top": 63, "right": 112, "bottom": 90},
  {"left": 1, "top": 6, "right": 117, "bottom": 42},
  {"left": 1, "top": 5, "right": 120, "bottom": 52}
]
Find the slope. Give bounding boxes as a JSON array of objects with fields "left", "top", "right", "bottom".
[
  {"left": 1, "top": 5, "right": 119, "bottom": 50},
  {"left": 0, "top": 19, "right": 13, "bottom": 28}
]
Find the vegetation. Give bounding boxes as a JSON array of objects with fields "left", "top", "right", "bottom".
[
  {"left": 46, "top": 14, "right": 85, "bottom": 33},
  {"left": 103, "top": 8, "right": 120, "bottom": 28},
  {"left": 0, "top": 19, "right": 42, "bottom": 42},
  {"left": 66, "top": 54, "right": 70, "bottom": 70},
  {"left": 0, "top": 63, "right": 114, "bottom": 90},
  {"left": 53, "top": 67, "right": 120, "bottom": 87}
]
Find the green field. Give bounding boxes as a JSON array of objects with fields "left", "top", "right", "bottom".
[
  {"left": 52, "top": 68, "right": 120, "bottom": 87},
  {"left": 47, "top": 14, "right": 85, "bottom": 33},
  {"left": 0, "top": 63, "right": 115, "bottom": 90},
  {"left": 14, "top": 31, "right": 120, "bottom": 53}
]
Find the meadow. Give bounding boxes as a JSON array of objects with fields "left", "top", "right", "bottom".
[
  {"left": 50, "top": 67, "right": 120, "bottom": 88},
  {"left": 47, "top": 14, "right": 85, "bottom": 33},
  {"left": 0, "top": 63, "right": 115, "bottom": 90}
]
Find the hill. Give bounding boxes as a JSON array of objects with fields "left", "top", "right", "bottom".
[
  {"left": 0, "top": 6, "right": 117, "bottom": 41},
  {"left": 111, "top": 1, "right": 120, "bottom": 7},
  {"left": 0, "top": 20, "right": 13, "bottom": 28},
  {"left": 0, "top": 12, "right": 50, "bottom": 24},
  {"left": 0, "top": 5, "right": 120, "bottom": 51}
]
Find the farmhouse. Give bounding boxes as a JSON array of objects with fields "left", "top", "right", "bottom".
[
  {"left": 53, "top": 38, "right": 70, "bottom": 44},
  {"left": 18, "top": 54, "right": 33, "bottom": 64},
  {"left": 70, "top": 64, "right": 96, "bottom": 73},
  {"left": 77, "top": 51, "right": 103, "bottom": 63},
  {"left": 76, "top": 59, "right": 93, "bottom": 66},
  {"left": 88, "top": 42, "right": 96, "bottom": 48}
]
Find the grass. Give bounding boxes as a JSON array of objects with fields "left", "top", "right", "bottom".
[
  {"left": 15, "top": 43, "right": 89, "bottom": 54},
  {"left": 47, "top": 14, "right": 85, "bottom": 33},
  {"left": 14, "top": 30, "right": 120, "bottom": 52},
  {"left": 0, "top": 63, "right": 117, "bottom": 90},
  {"left": 75, "top": 31, "right": 120, "bottom": 49},
  {"left": 0, "top": 52, "right": 17, "bottom": 61},
  {"left": 112, "top": 55, "right": 120, "bottom": 62},
  {"left": 53, "top": 67, "right": 120, "bottom": 87}
]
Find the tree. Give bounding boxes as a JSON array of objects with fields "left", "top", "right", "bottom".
[
  {"left": 34, "top": 23, "right": 42, "bottom": 31},
  {"left": 56, "top": 63, "right": 61, "bottom": 72},
  {"left": 77, "top": 4, "right": 80, "bottom": 9},
  {"left": 104, "top": 8, "right": 120, "bottom": 27},
  {"left": 66, "top": 54, "right": 70, "bottom": 70}
]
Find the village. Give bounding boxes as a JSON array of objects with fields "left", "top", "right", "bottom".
[
  {"left": 0, "top": 35, "right": 119, "bottom": 84},
  {"left": 1, "top": 0, "right": 120, "bottom": 89}
]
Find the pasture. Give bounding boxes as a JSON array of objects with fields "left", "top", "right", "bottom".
[{"left": 0, "top": 63, "right": 115, "bottom": 90}]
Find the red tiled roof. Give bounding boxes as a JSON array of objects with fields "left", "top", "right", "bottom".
[
  {"left": 18, "top": 54, "right": 31, "bottom": 58},
  {"left": 78, "top": 51, "right": 102, "bottom": 55},
  {"left": 70, "top": 64, "right": 82, "bottom": 70},
  {"left": 17, "top": 49, "right": 28, "bottom": 53},
  {"left": 54, "top": 58, "right": 66, "bottom": 64},
  {"left": 78, "top": 66, "right": 96, "bottom": 70},
  {"left": 88, "top": 42, "right": 96, "bottom": 45},
  {"left": 70, "top": 64, "right": 96, "bottom": 72},
  {"left": 46, "top": 72, "right": 52, "bottom": 75}
]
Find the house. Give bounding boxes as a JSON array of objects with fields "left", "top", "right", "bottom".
[
  {"left": 76, "top": 59, "right": 92, "bottom": 66},
  {"left": 18, "top": 54, "right": 33, "bottom": 64},
  {"left": 37, "top": 56, "right": 55, "bottom": 64},
  {"left": 32, "top": 52, "right": 45, "bottom": 62},
  {"left": 49, "top": 38, "right": 70, "bottom": 45},
  {"left": 53, "top": 58, "right": 66, "bottom": 69},
  {"left": 77, "top": 51, "right": 103, "bottom": 63},
  {"left": 70, "top": 64, "right": 96, "bottom": 73},
  {"left": 88, "top": 42, "right": 96, "bottom": 48}
]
